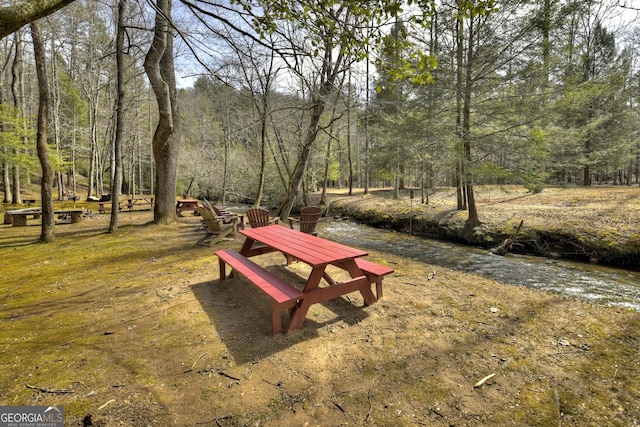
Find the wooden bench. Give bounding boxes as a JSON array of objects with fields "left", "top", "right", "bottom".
[
  {"left": 355, "top": 258, "right": 394, "bottom": 299},
  {"left": 216, "top": 249, "right": 304, "bottom": 335},
  {"left": 5, "top": 208, "right": 83, "bottom": 226},
  {"left": 56, "top": 209, "right": 83, "bottom": 223},
  {"left": 119, "top": 196, "right": 154, "bottom": 211},
  {"left": 4, "top": 208, "right": 41, "bottom": 226},
  {"left": 176, "top": 199, "right": 201, "bottom": 217}
]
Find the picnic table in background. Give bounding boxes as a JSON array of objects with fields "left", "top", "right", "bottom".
[
  {"left": 4, "top": 208, "right": 83, "bottom": 226},
  {"left": 216, "top": 224, "right": 393, "bottom": 334},
  {"left": 119, "top": 195, "right": 154, "bottom": 212},
  {"left": 175, "top": 199, "right": 201, "bottom": 216}
]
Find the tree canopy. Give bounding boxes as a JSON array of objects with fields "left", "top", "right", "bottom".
[{"left": 1, "top": 0, "right": 639, "bottom": 231}]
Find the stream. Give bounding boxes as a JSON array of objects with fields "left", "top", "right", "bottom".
[{"left": 316, "top": 221, "right": 640, "bottom": 313}]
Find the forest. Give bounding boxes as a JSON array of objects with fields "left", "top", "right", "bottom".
[
  {"left": 1, "top": 0, "right": 640, "bottom": 230},
  {"left": 2, "top": 3, "right": 640, "bottom": 425}
]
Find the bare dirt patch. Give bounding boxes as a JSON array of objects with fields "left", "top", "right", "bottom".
[{"left": 1, "top": 190, "right": 639, "bottom": 426}]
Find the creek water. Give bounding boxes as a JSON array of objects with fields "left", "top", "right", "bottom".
[{"left": 316, "top": 221, "right": 640, "bottom": 313}]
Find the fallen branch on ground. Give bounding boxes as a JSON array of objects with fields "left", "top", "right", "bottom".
[
  {"left": 491, "top": 220, "right": 524, "bottom": 255},
  {"left": 26, "top": 384, "right": 74, "bottom": 394}
]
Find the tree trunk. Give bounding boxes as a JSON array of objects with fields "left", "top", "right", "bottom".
[
  {"left": 144, "top": 0, "right": 179, "bottom": 224},
  {"left": 455, "top": 9, "right": 464, "bottom": 211},
  {"left": 347, "top": 69, "right": 354, "bottom": 196},
  {"left": 50, "top": 32, "right": 65, "bottom": 200},
  {"left": 109, "top": 0, "right": 126, "bottom": 232},
  {"left": 221, "top": 107, "right": 230, "bottom": 205},
  {"left": 31, "top": 21, "right": 55, "bottom": 242},
  {"left": 0, "top": 43, "right": 12, "bottom": 203},
  {"left": 278, "top": 99, "right": 325, "bottom": 221},
  {"left": 320, "top": 135, "right": 331, "bottom": 207},
  {"left": 255, "top": 94, "right": 268, "bottom": 207},
  {"left": 10, "top": 28, "right": 23, "bottom": 205},
  {"left": 0, "top": 0, "right": 76, "bottom": 39},
  {"left": 463, "top": 9, "right": 479, "bottom": 227},
  {"left": 541, "top": 0, "right": 550, "bottom": 105},
  {"left": 364, "top": 54, "right": 370, "bottom": 195},
  {"left": 87, "top": 96, "right": 98, "bottom": 199}
]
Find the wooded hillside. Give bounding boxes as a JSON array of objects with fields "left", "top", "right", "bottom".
[{"left": 2, "top": 0, "right": 640, "bottom": 226}]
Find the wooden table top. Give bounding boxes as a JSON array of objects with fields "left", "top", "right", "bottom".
[{"left": 240, "top": 225, "right": 367, "bottom": 267}]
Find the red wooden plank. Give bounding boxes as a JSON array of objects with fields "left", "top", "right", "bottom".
[
  {"left": 216, "top": 249, "right": 303, "bottom": 304},
  {"left": 355, "top": 258, "right": 394, "bottom": 276},
  {"left": 241, "top": 225, "right": 367, "bottom": 266}
]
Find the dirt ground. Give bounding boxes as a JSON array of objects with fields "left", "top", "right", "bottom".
[{"left": 1, "top": 188, "right": 639, "bottom": 426}]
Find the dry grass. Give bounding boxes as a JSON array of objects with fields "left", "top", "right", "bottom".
[
  {"left": 327, "top": 185, "right": 640, "bottom": 267},
  {"left": 1, "top": 187, "right": 639, "bottom": 426}
]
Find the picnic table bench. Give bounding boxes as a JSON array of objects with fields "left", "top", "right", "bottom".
[
  {"left": 5, "top": 208, "right": 83, "bottom": 226},
  {"left": 216, "top": 249, "right": 304, "bottom": 334},
  {"left": 176, "top": 199, "right": 201, "bottom": 216},
  {"left": 118, "top": 196, "right": 154, "bottom": 211},
  {"left": 354, "top": 258, "right": 394, "bottom": 299},
  {"left": 214, "top": 225, "right": 394, "bottom": 334}
]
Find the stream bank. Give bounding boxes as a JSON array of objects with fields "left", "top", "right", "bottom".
[{"left": 322, "top": 186, "right": 640, "bottom": 270}]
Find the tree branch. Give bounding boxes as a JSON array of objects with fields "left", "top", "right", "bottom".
[{"left": 0, "top": 0, "right": 76, "bottom": 39}]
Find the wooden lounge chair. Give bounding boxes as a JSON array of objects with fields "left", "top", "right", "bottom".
[
  {"left": 288, "top": 206, "right": 322, "bottom": 236},
  {"left": 246, "top": 207, "right": 279, "bottom": 228},
  {"left": 204, "top": 201, "right": 245, "bottom": 230},
  {"left": 196, "top": 206, "right": 238, "bottom": 246},
  {"left": 198, "top": 205, "right": 216, "bottom": 222}
]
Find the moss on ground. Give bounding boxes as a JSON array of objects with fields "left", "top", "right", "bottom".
[{"left": 1, "top": 186, "right": 639, "bottom": 426}]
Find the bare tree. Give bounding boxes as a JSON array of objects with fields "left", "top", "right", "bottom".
[
  {"left": 0, "top": 37, "right": 12, "bottom": 202},
  {"left": 10, "top": 28, "right": 23, "bottom": 204},
  {"left": 31, "top": 20, "right": 55, "bottom": 242},
  {"left": 109, "top": 0, "right": 127, "bottom": 232},
  {"left": 144, "top": 0, "right": 180, "bottom": 224},
  {"left": 0, "top": 0, "right": 75, "bottom": 39}
]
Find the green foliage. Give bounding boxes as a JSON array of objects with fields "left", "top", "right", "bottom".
[
  {"left": 56, "top": 57, "right": 89, "bottom": 125},
  {"left": 455, "top": 0, "right": 499, "bottom": 19},
  {"left": 244, "top": 0, "right": 429, "bottom": 61},
  {"left": 326, "top": 156, "right": 340, "bottom": 182},
  {"left": 0, "top": 103, "right": 36, "bottom": 166}
]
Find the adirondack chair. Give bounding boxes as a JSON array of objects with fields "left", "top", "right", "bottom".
[
  {"left": 288, "top": 206, "right": 322, "bottom": 236},
  {"left": 196, "top": 206, "right": 238, "bottom": 246},
  {"left": 205, "top": 201, "right": 245, "bottom": 230},
  {"left": 246, "top": 208, "right": 279, "bottom": 228},
  {"left": 198, "top": 205, "right": 216, "bottom": 221}
]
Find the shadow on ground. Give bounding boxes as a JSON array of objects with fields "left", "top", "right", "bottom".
[{"left": 190, "top": 263, "right": 371, "bottom": 365}]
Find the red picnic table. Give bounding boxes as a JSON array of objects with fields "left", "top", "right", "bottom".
[
  {"left": 175, "top": 199, "right": 201, "bottom": 216},
  {"left": 233, "top": 225, "right": 379, "bottom": 333}
]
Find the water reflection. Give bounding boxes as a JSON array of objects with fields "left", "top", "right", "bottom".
[{"left": 318, "top": 221, "right": 640, "bottom": 312}]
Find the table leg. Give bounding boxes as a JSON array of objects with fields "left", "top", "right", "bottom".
[
  {"left": 70, "top": 212, "right": 82, "bottom": 223},
  {"left": 287, "top": 299, "right": 312, "bottom": 332},
  {"left": 287, "top": 275, "right": 372, "bottom": 333},
  {"left": 219, "top": 258, "right": 227, "bottom": 280},
  {"left": 303, "top": 266, "right": 326, "bottom": 293},
  {"left": 239, "top": 237, "right": 278, "bottom": 258},
  {"left": 334, "top": 259, "right": 378, "bottom": 305},
  {"left": 239, "top": 237, "right": 255, "bottom": 256},
  {"left": 12, "top": 215, "right": 28, "bottom": 227}
]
